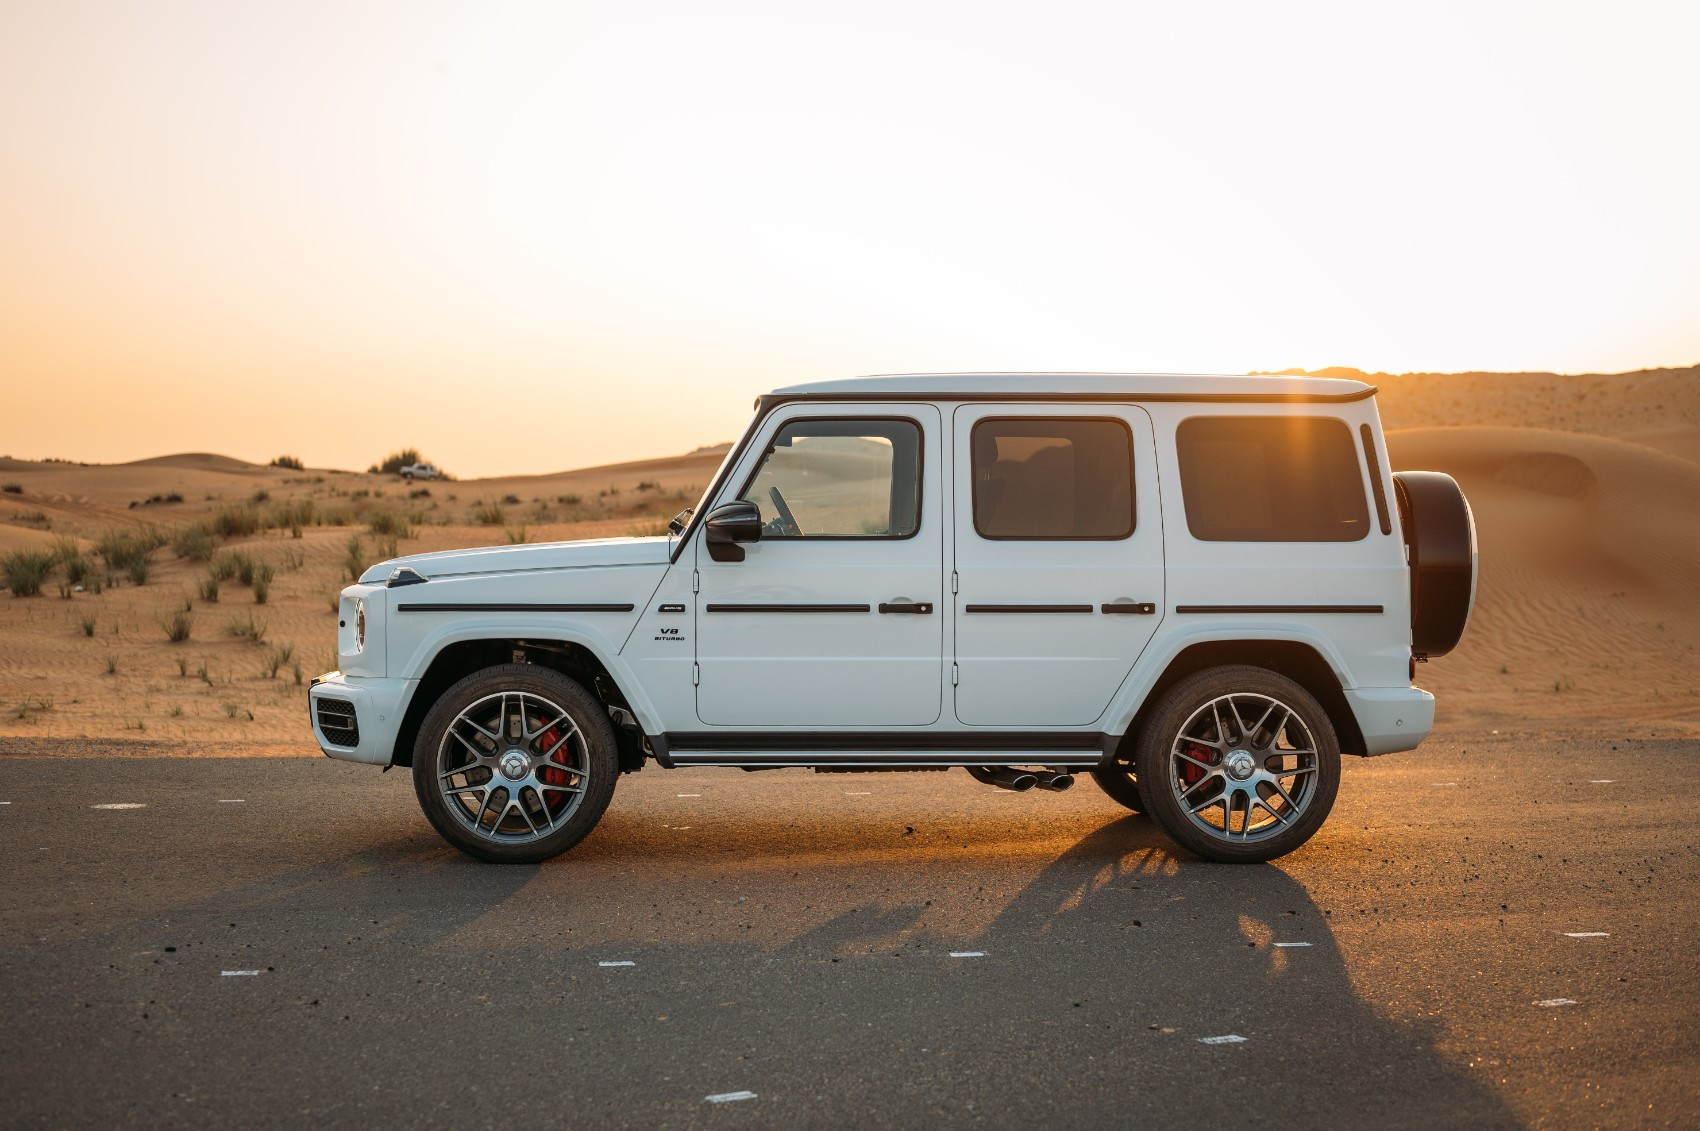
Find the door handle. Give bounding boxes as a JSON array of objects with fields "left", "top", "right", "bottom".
[
  {"left": 878, "top": 601, "right": 934, "bottom": 615},
  {"left": 1101, "top": 602, "right": 1156, "bottom": 615}
]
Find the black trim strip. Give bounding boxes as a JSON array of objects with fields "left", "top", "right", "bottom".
[
  {"left": 1361, "top": 423, "right": 1393, "bottom": 536},
  {"left": 965, "top": 604, "right": 1094, "bottom": 614},
  {"left": 665, "top": 731, "right": 1114, "bottom": 753},
  {"left": 704, "top": 603, "right": 871, "bottom": 613},
  {"left": 1175, "top": 604, "right": 1384, "bottom": 614},
  {"left": 395, "top": 602, "right": 635, "bottom": 613}
]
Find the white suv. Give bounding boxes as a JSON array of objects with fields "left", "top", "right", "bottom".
[{"left": 310, "top": 373, "right": 1476, "bottom": 864}]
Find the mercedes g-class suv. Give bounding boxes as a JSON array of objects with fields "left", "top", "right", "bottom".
[{"left": 310, "top": 373, "right": 1476, "bottom": 865}]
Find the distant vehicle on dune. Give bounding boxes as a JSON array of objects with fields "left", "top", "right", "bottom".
[{"left": 398, "top": 463, "right": 437, "bottom": 482}]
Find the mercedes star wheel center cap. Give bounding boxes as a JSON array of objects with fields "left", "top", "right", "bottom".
[
  {"left": 1226, "top": 750, "right": 1256, "bottom": 780},
  {"left": 500, "top": 750, "right": 530, "bottom": 780}
]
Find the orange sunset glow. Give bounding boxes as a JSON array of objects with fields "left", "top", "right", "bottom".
[{"left": 3, "top": 1, "right": 1698, "bottom": 476}]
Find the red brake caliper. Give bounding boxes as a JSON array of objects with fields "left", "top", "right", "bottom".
[
  {"left": 538, "top": 727, "right": 572, "bottom": 789},
  {"left": 1181, "top": 741, "right": 1216, "bottom": 785}
]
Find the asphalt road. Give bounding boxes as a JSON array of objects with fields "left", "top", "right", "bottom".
[{"left": 2, "top": 732, "right": 1697, "bottom": 1129}]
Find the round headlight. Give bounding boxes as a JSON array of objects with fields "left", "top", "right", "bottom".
[{"left": 355, "top": 598, "right": 366, "bottom": 652}]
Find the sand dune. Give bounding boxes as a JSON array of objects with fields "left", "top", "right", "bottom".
[
  {"left": 1388, "top": 426, "right": 1700, "bottom": 731},
  {"left": 4, "top": 373, "right": 1699, "bottom": 747}
]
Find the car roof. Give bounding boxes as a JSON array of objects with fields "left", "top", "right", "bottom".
[{"left": 768, "top": 372, "right": 1375, "bottom": 401}]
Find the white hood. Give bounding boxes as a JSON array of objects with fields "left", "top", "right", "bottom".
[{"left": 358, "top": 536, "right": 673, "bottom": 585}]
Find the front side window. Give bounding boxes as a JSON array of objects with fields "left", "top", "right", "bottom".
[
  {"left": 738, "top": 418, "right": 921, "bottom": 538},
  {"left": 1177, "top": 416, "right": 1369, "bottom": 541},
  {"left": 971, "top": 417, "right": 1135, "bottom": 540}
]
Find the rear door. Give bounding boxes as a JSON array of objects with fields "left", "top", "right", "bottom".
[{"left": 951, "top": 404, "right": 1165, "bottom": 726}]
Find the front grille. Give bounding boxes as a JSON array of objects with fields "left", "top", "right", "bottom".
[{"left": 316, "top": 698, "right": 359, "bottom": 747}]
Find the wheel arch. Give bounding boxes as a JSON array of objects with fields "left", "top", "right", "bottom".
[
  {"left": 390, "top": 637, "right": 647, "bottom": 771},
  {"left": 1115, "top": 639, "right": 1367, "bottom": 761}
]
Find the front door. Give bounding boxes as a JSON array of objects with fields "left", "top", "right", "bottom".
[
  {"left": 952, "top": 404, "right": 1165, "bottom": 726},
  {"left": 695, "top": 404, "right": 944, "bottom": 727}
]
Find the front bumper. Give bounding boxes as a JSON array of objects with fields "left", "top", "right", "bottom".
[
  {"left": 308, "top": 671, "right": 413, "bottom": 766},
  {"left": 1344, "top": 685, "right": 1436, "bottom": 756}
]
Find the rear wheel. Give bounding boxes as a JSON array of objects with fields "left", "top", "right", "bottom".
[
  {"left": 412, "top": 664, "right": 618, "bottom": 863},
  {"left": 1135, "top": 666, "right": 1340, "bottom": 863}
]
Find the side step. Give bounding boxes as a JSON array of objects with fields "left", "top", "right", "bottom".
[{"left": 663, "top": 750, "right": 1104, "bottom": 769}]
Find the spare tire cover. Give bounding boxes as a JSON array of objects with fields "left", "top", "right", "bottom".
[{"left": 1392, "top": 471, "right": 1477, "bottom": 658}]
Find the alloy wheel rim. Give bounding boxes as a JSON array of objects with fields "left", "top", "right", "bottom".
[
  {"left": 436, "top": 690, "right": 590, "bottom": 843},
  {"left": 1166, "top": 692, "right": 1318, "bottom": 843}
]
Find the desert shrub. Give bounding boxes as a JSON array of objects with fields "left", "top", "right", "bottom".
[
  {"left": 279, "top": 547, "right": 305, "bottom": 572},
  {"left": 162, "top": 609, "right": 192, "bottom": 643},
  {"left": 636, "top": 480, "right": 660, "bottom": 492},
  {"left": 209, "top": 552, "right": 239, "bottom": 582},
  {"left": 3, "top": 550, "right": 54, "bottom": 596},
  {"left": 198, "top": 574, "right": 220, "bottom": 602},
  {"left": 78, "top": 612, "right": 96, "bottom": 637},
  {"left": 226, "top": 613, "right": 267, "bottom": 643},
  {"left": 263, "top": 642, "right": 295, "bottom": 678},
  {"left": 52, "top": 537, "right": 89, "bottom": 584},
  {"left": 270, "top": 455, "right": 304, "bottom": 470},
  {"left": 227, "top": 551, "right": 257, "bottom": 586},
  {"left": 627, "top": 518, "right": 671, "bottom": 537},
  {"left": 172, "top": 523, "right": 216, "bottom": 561},
  {"left": 367, "top": 510, "right": 412, "bottom": 538},
  {"left": 472, "top": 500, "right": 505, "bottom": 526},
  {"left": 556, "top": 493, "right": 581, "bottom": 506},
  {"left": 212, "top": 504, "right": 260, "bottom": 539},
  {"left": 368, "top": 448, "right": 421, "bottom": 475},
  {"left": 505, "top": 526, "right": 528, "bottom": 544},
  {"left": 105, "top": 654, "right": 118, "bottom": 674},
  {"left": 57, "top": 580, "right": 73, "bottom": 599},
  {"left": 409, "top": 487, "right": 431, "bottom": 499},
  {"left": 343, "top": 535, "right": 367, "bottom": 581},
  {"left": 126, "top": 557, "right": 151, "bottom": 585},
  {"left": 96, "top": 529, "right": 149, "bottom": 573},
  {"left": 373, "top": 534, "right": 399, "bottom": 562},
  {"left": 252, "top": 489, "right": 270, "bottom": 503},
  {"left": 1, "top": 484, "right": 20, "bottom": 494},
  {"left": 253, "top": 563, "right": 274, "bottom": 604}
]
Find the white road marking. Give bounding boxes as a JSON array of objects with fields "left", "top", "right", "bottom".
[
  {"left": 1273, "top": 942, "right": 1313, "bottom": 948},
  {"left": 218, "top": 799, "right": 246, "bottom": 804},
  {"left": 1432, "top": 782, "right": 1458, "bottom": 787},
  {"left": 676, "top": 793, "right": 701, "bottom": 797},
  {"left": 1535, "top": 998, "right": 1577, "bottom": 1007},
  {"left": 1564, "top": 932, "right": 1610, "bottom": 938},
  {"left": 845, "top": 791, "right": 872, "bottom": 795},
  {"left": 221, "top": 970, "right": 262, "bottom": 977},
  {"left": 1588, "top": 780, "right": 1615, "bottom": 784},
  {"left": 1198, "top": 1035, "right": 1248, "bottom": 1045},
  {"left": 948, "top": 951, "right": 986, "bottom": 958},
  {"left": 92, "top": 803, "right": 145, "bottom": 810},
  {"left": 598, "top": 961, "right": 636, "bottom": 967},
  {"left": 705, "top": 1091, "right": 757, "bottom": 1104}
]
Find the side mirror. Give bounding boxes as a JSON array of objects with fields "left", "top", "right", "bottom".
[{"left": 704, "top": 501, "right": 762, "bottom": 562}]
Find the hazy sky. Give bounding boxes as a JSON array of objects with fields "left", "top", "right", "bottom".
[{"left": 3, "top": 1, "right": 1697, "bottom": 477}]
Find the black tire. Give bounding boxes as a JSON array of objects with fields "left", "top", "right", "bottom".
[
  {"left": 1134, "top": 666, "right": 1340, "bottom": 864},
  {"left": 1393, "top": 471, "right": 1477, "bottom": 658},
  {"left": 412, "top": 664, "right": 618, "bottom": 864},
  {"left": 1090, "top": 759, "right": 1145, "bottom": 813}
]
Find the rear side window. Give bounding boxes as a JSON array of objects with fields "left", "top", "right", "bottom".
[
  {"left": 1176, "top": 416, "right": 1369, "bottom": 542},
  {"left": 971, "top": 418, "right": 1134, "bottom": 540}
]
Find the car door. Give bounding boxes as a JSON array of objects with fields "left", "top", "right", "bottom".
[
  {"left": 952, "top": 404, "right": 1165, "bottom": 726},
  {"left": 694, "top": 404, "right": 944, "bottom": 727}
]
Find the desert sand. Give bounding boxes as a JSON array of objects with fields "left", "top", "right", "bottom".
[{"left": 3, "top": 366, "right": 1696, "bottom": 751}]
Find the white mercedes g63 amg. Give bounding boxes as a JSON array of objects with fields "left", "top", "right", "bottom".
[{"left": 310, "top": 373, "right": 1476, "bottom": 865}]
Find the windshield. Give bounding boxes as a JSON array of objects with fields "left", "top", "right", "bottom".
[{"left": 670, "top": 416, "right": 754, "bottom": 539}]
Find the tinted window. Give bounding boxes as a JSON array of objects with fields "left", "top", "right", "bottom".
[
  {"left": 972, "top": 418, "right": 1134, "bottom": 540},
  {"left": 1177, "top": 416, "right": 1369, "bottom": 541},
  {"left": 739, "top": 418, "right": 920, "bottom": 538}
]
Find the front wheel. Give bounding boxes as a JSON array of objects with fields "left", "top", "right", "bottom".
[
  {"left": 1134, "top": 666, "right": 1340, "bottom": 864},
  {"left": 412, "top": 664, "right": 618, "bottom": 863}
]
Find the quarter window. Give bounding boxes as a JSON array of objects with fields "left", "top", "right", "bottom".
[
  {"left": 1176, "top": 416, "right": 1369, "bottom": 542},
  {"left": 738, "top": 418, "right": 921, "bottom": 538},
  {"left": 971, "top": 418, "right": 1135, "bottom": 540}
]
